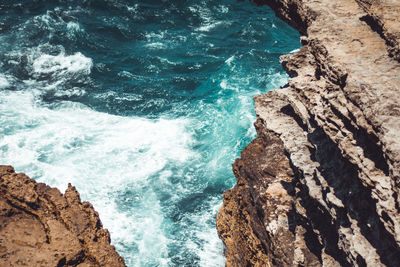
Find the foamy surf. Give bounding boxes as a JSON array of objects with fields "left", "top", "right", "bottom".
[
  {"left": 32, "top": 52, "right": 92, "bottom": 76},
  {"left": 0, "top": 75, "right": 10, "bottom": 89},
  {"left": 0, "top": 0, "right": 299, "bottom": 266},
  {"left": 0, "top": 89, "right": 194, "bottom": 266}
]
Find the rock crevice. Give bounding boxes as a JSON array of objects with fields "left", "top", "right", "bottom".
[{"left": 217, "top": 0, "right": 400, "bottom": 266}]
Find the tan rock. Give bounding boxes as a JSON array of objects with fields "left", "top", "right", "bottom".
[
  {"left": 217, "top": 0, "right": 400, "bottom": 266},
  {"left": 0, "top": 165, "right": 125, "bottom": 267}
]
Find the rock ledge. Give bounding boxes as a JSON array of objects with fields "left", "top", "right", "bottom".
[
  {"left": 0, "top": 165, "right": 125, "bottom": 267},
  {"left": 217, "top": 0, "right": 400, "bottom": 266}
]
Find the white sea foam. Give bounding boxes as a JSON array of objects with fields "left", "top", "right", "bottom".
[
  {"left": 145, "top": 31, "right": 166, "bottom": 40},
  {"left": 143, "top": 30, "right": 186, "bottom": 50},
  {"left": 66, "top": 21, "right": 81, "bottom": 32},
  {"left": 0, "top": 3, "right": 296, "bottom": 265},
  {"left": 225, "top": 55, "right": 235, "bottom": 66},
  {"left": 197, "top": 199, "right": 225, "bottom": 267},
  {"left": 12, "top": 46, "right": 94, "bottom": 96},
  {"left": 32, "top": 52, "right": 92, "bottom": 76},
  {"left": 117, "top": 70, "right": 134, "bottom": 78},
  {"left": 0, "top": 75, "right": 10, "bottom": 89},
  {"left": 216, "top": 5, "right": 229, "bottom": 14},
  {"left": 177, "top": 197, "right": 225, "bottom": 267},
  {"left": 0, "top": 89, "right": 195, "bottom": 266},
  {"left": 269, "top": 71, "right": 290, "bottom": 88},
  {"left": 290, "top": 48, "right": 301, "bottom": 54},
  {"left": 189, "top": 3, "right": 225, "bottom": 33},
  {"left": 220, "top": 80, "right": 228, "bottom": 90},
  {"left": 197, "top": 21, "right": 222, "bottom": 32},
  {"left": 19, "top": 9, "right": 85, "bottom": 41},
  {"left": 144, "top": 42, "right": 167, "bottom": 49},
  {"left": 126, "top": 4, "right": 139, "bottom": 13}
]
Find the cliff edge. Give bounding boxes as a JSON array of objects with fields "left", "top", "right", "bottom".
[
  {"left": 217, "top": 0, "right": 400, "bottom": 266},
  {"left": 0, "top": 165, "right": 125, "bottom": 266}
]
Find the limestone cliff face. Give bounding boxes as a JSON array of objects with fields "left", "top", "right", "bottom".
[
  {"left": 217, "top": 0, "right": 400, "bottom": 266},
  {"left": 0, "top": 166, "right": 125, "bottom": 267}
]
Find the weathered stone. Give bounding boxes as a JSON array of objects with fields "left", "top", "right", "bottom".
[
  {"left": 217, "top": 0, "right": 400, "bottom": 266},
  {"left": 0, "top": 165, "right": 125, "bottom": 267}
]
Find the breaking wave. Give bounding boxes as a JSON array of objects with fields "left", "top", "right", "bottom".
[{"left": 0, "top": 0, "right": 299, "bottom": 266}]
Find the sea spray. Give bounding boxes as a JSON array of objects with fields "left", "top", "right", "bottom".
[{"left": 0, "top": 0, "right": 299, "bottom": 266}]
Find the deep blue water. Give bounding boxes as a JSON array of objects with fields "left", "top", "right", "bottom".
[{"left": 0, "top": 1, "right": 299, "bottom": 266}]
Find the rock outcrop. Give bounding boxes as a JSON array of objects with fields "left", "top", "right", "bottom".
[
  {"left": 0, "top": 165, "right": 125, "bottom": 267},
  {"left": 217, "top": 0, "right": 400, "bottom": 266}
]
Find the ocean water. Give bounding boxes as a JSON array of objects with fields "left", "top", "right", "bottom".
[{"left": 0, "top": 0, "right": 299, "bottom": 266}]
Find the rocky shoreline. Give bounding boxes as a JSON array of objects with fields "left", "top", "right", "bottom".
[
  {"left": 217, "top": 0, "right": 400, "bottom": 266},
  {"left": 0, "top": 166, "right": 125, "bottom": 266},
  {"left": 2, "top": 1, "right": 400, "bottom": 266}
]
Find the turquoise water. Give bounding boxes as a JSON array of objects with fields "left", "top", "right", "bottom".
[{"left": 0, "top": 1, "right": 299, "bottom": 266}]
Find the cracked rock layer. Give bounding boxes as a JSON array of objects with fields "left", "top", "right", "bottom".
[{"left": 217, "top": 0, "right": 400, "bottom": 266}]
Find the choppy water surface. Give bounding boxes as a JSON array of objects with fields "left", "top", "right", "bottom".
[{"left": 0, "top": 0, "right": 299, "bottom": 266}]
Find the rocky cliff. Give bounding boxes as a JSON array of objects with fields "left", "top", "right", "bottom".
[
  {"left": 217, "top": 0, "right": 400, "bottom": 266},
  {"left": 0, "top": 166, "right": 125, "bottom": 266}
]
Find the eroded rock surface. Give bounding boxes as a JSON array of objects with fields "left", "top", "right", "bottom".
[
  {"left": 217, "top": 0, "right": 400, "bottom": 266},
  {"left": 0, "top": 165, "right": 125, "bottom": 267}
]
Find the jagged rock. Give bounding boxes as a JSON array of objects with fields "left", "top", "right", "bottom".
[
  {"left": 0, "top": 165, "right": 126, "bottom": 267},
  {"left": 217, "top": 0, "right": 400, "bottom": 266}
]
